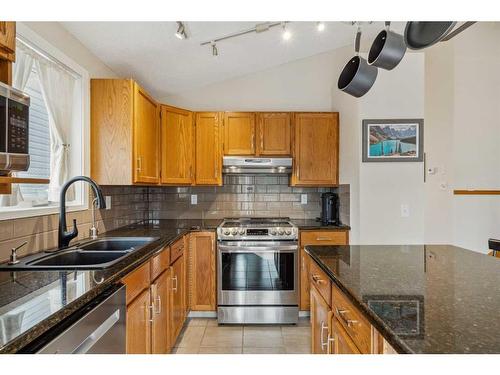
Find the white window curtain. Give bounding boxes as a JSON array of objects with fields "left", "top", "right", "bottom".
[
  {"left": 0, "top": 44, "right": 35, "bottom": 207},
  {"left": 35, "top": 59, "right": 77, "bottom": 202}
]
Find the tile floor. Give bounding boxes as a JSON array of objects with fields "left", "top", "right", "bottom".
[{"left": 172, "top": 318, "right": 311, "bottom": 354}]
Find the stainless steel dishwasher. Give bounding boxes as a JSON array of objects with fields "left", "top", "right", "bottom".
[{"left": 25, "top": 284, "right": 126, "bottom": 354}]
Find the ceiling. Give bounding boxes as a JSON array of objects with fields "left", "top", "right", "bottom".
[{"left": 61, "top": 21, "right": 405, "bottom": 99}]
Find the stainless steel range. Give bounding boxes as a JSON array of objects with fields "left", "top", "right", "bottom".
[{"left": 217, "top": 217, "right": 299, "bottom": 324}]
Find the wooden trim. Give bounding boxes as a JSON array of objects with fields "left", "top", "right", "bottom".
[
  {"left": 454, "top": 190, "right": 500, "bottom": 196},
  {"left": 0, "top": 177, "right": 50, "bottom": 184}
]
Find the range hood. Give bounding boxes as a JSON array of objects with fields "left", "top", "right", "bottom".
[{"left": 222, "top": 156, "right": 292, "bottom": 174}]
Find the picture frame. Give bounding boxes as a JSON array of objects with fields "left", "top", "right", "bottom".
[{"left": 362, "top": 119, "right": 424, "bottom": 162}]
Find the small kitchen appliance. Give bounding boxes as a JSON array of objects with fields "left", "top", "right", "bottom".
[{"left": 320, "top": 192, "right": 340, "bottom": 225}]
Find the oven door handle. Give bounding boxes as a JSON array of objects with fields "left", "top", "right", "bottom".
[{"left": 218, "top": 245, "right": 298, "bottom": 252}]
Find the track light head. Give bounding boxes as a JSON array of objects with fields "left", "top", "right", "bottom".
[
  {"left": 317, "top": 22, "right": 325, "bottom": 32},
  {"left": 175, "top": 21, "right": 187, "bottom": 40},
  {"left": 281, "top": 22, "right": 291, "bottom": 41},
  {"left": 211, "top": 41, "right": 218, "bottom": 57}
]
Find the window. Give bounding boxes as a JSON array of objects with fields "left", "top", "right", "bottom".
[{"left": 0, "top": 23, "right": 90, "bottom": 220}]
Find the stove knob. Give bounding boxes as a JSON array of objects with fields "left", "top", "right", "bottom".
[
  {"left": 285, "top": 229, "right": 292, "bottom": 235},
  {"left": 270, "top": 230, "right": 277, "bottom": 236},
  {"left": 239, "top": 229, "right": 245, "bottom": 235},
  {"left": 231, "top": 229, "right": 238, "bottom": 235},
  {"left": 224, "top": 230, "right": 230, "bottom": 235},
  {"left": 278, "top": 229, "right": 284, "bottom": 235}
]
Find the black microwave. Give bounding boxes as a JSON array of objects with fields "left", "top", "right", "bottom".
[{"left": 0, "top": 81, "right": 30, "bottom": 176}]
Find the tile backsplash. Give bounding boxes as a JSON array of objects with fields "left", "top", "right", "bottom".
[
  {"left": 0, "top": 186, "right": 148, "bottom": 263},
  {"left": 0, "top": 177, "right": 350, "bottom": 262},
  {"left": 147, "top": 175, "right": 350, "bottom": 222}
]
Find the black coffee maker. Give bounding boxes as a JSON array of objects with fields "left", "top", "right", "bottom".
[{"left": 319, "top": 192, "right": 340, "bottom": 225}]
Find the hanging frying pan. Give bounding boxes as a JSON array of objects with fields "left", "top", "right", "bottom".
[
  {"left": 368, "top": 22, "right": 406, "bottom": 70},
  {"left": 338, "top": 28, "right": 378, "bottom": 98},
  {"left": 404, "top": 21, "right": 456, "bottom": 50}
]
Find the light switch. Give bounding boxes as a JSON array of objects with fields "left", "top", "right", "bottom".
[
  {"left": 191, "top": 194, "right": 198, "bottom": 205},
  {"left": 105, "top": 196, "right": 112, "bottom": 210},
  {"left": 400, "top": 204, "right": 410, "bottom": 218},
  {"left": 301, "top": 194, "right": 308, "bottom": 204}
]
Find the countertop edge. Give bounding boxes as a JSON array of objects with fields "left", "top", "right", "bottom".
[{"left": 304, "top": 245, "right": 413, "bottom": 354}]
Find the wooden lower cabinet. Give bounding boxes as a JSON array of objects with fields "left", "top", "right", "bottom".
[
  {"left": 188, "top": 232, "right": 216, "bottom": 311},
  {"left": 300, "top": 230, "right": 349, "bottom": 310},
  {"left": 170, "top": 254, "right": 185, "bottom": 345},
  {"left": 151, "top": 269, "right": 172, "bottom": 354},
  {"left": 126, "top": 289, "right": 151, "bottom": 354},
  {"left": 310, "top": 285, "right": 331, "bottom": 354},
  {"left": 330, "top": 317, "right": 360, "bottom": 354}
]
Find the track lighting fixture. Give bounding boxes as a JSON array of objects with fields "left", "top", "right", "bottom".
[
  {"left": 211, "top": 41, "right": 218, "bottom": 57},
  {"left": 175, "top": 21, "right": 187, "bottom": 40},
  {"left": 317, "top": 22, "right": 325, "bottom": 32},
  {"left": 281, "top": 22, "right": 291, "bottom": 41}
]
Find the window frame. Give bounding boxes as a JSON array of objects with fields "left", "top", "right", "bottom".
[{"left": 0, "top": 23, "right": 91, "bottom": 221}]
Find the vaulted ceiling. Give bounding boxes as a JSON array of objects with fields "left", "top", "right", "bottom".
[{"left": 61, "top": 21, "right": 405, "bottom": 99}]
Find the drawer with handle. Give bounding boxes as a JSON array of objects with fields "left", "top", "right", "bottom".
[
  {"left": 309, "top": 260, "right": 331, "bottom": 306},
  {"left": 331, "top": 282, "right": 371, "bottom": 354},
  {"left": 150, "top": 246, "right": 170, "bottom": 281},
  {"left": 300, "top": 230, "right": 348, "bottom": 246},
  {"left": 170, "top": 237, "right": 184, "bottom": 264}
]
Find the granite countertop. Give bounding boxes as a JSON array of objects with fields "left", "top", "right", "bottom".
[
  {"left": 305, "top": 244, "right": 500, "bottom": 354},
  {"left": 290, "top": 219, "right": 351, "bottom": 231},
  {"left": 0, "top": 219, "right": 221, "bottom": 354}
]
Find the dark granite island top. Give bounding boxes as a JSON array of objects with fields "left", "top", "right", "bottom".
[
  {"left": 305, "top": 244, "right": 500, "bottom": 354},
  {"left": 0, "top": 219, "right": 221, "bottom": 353}
]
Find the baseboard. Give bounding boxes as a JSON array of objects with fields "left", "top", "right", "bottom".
[{"left": 188, "top": 311, "right": 217, "bottom": 318}]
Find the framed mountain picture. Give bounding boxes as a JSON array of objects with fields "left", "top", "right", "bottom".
[{"left": 362, "top": 119, "right": 424, "bottom": 162}]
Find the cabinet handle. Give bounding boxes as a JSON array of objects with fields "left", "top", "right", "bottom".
[
  {"left": 190, "top": 165, "right": 193, "bottom": 179},
  {"left": 320, "top": 321, "right": 329, "bottom": 352},
  {"left": 336, "top": 307, "right": 358, "bottom": 327},
  {"left": 312, "top": 274, "right": 326, "bottom": 285},
  {"left": 327, "top": 334, "right": 335, "bottom": 354},
  {"left": 148, "top": 303, "right": 154, "bottom": 322},
  {"left": 316, "top": 237, "right": 332, "bottom": 241},
  {"left": 136, "top": 157, "right": 142, "bottom": 172},
  {"left": 155, "top": 296, "right": 162, "bottom": 314},
  {"left": 172, "top": 276, "right": 178, "bottom": 292},
  {"left": 251, "top": 133, "right": 255, "bottom": 151}
]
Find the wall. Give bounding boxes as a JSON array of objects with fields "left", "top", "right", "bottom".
[
  {"left": 425, "top": 22, "right": 500, "bottom": 252},
  {"left": 147, "top": 174, "right": 350, "bottom": 222}
]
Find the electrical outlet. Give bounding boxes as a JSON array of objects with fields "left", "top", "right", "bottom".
[
  {"left": 105, "top": 196, "right": 112, "bottom": 210},
  {"left": 191, "top": 194, "right": 198, "bottom": 205},
  {"left": 400, "top": 204, "right": 410, "bottom": 218},
  {"left": 301, "top": 194, "right": 308, "bottom": 204}
]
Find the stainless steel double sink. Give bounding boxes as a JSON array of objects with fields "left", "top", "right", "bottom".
[{"left": 0, "top": 237, "right": 159, "bottom": 270}]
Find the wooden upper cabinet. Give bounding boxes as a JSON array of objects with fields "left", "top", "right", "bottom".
[
  {"left": 257, "top": 112, "right": 291, "bottom": 156},
  {"left": 291, "top": 113, "right": 339, "bottom": 186},
  {"left": 91, "top": 79, "right": 160, "bottom": 185},
  {"left": 160, "top": 105, "right": 194, "bottom": 185},
  {"left": 0, "top": 22, "right": 15, "bottom": 62},
  {"left": 133, "top": 83, "right": 160, "bottom": 184},
  {"left": 189, "top": 232, "right": 216, "bottom": 311},
  {"left": 223, "top": 112, "right": 256, "bottom": 155},
  {"left": 194, "top": 112, "right": 222, "bottom": 185}
]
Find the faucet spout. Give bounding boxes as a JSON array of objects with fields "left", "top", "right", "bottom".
[{"left": 58, "top": 176, "right": 106, "bottom": 249}]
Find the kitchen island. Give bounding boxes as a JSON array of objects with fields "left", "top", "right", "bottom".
[{"left": 305, "top": 244, "right": 500, "bottom": 354}]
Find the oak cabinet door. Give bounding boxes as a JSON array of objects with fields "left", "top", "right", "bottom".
[
  {"left": 160, "top": 106, "right": 194, "bottom": 184},
  {"left": 133, "top": 83, "right": 160, "bottom": 184},
  {"left": 126, "top": 289, "right": 151, "bottom": 354},
  {"left": 310, "top": 285, "right": 331, "bottom": 354},
  {"left": 195, "top": 112, "right": 222, "bottom": 185},
  {"left": 151, "top": 270, "right": 171, "bottom": 354},
  {"left": 0, "top": 22, "right": 15, "bottom": 61},
  {"left": 331, "top": 317, "right": 361, "bottom": 354},
  {"left": 257, "top": 113, "right": 291, "bottom": 155},
  {"left": 300, "top": 248, "right": 311, "bottom": 310},
  {"left": 291, "top": 113, "right": 339, "bottom": 186},
  {"left": 170, "top": 256, "right": 185, "bottom": 346},
  {"left": 189, "top": 232, "right": 216, "bottom": 311},
  {"left": 223, "top": 112, "right": 256, "bottom": 155}
]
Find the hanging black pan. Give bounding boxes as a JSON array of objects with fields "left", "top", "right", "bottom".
[{"left": 404, "top": 21, "right": 456, "bottom": 50}]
